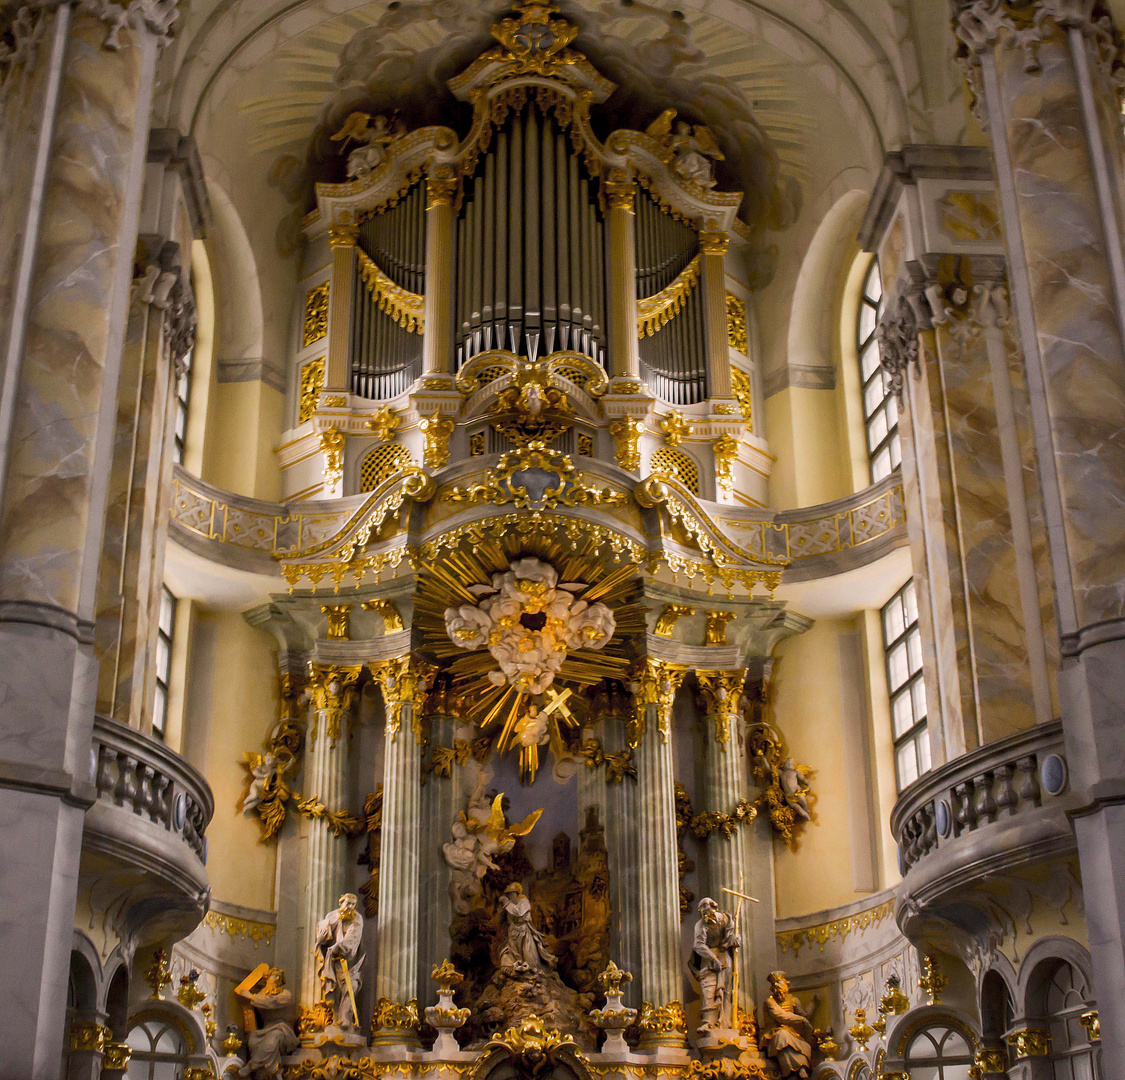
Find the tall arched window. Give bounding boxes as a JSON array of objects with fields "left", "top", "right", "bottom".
[
  {"left": 904, "top": 1024, "right": 974, "bottom": 1080},
  {"left": 125, "top": 1015, "right": 191, "bottom": 1079},
  {"left": 857, "top": 260, "right": 900, "bottom": 482}
]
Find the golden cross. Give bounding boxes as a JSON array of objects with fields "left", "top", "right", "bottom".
[
  {"left": 721, "top": 886, "right": 760, "bottom": 904},
  {"left": 541, "top": 686, "right": 574, "bottom": 722}
]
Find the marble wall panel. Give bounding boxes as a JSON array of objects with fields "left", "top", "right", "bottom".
[
  {"left": 999, "top": 40, "right": 1125, "bottom": 628},
  {"left": 935, "top": 322, "right": 1037, "bottom": 741},
  {"left": 0, "top": 15, "right": 143, "bottom": 611}
]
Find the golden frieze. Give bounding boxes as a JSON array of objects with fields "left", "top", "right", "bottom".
[
  {"left": 357, "top": 249, "right": 424, "bottom": 334},
  {"left": 444, "top": 442, "right": 627, "bottom": 511},
  {"left": 637, "top": 256, "right": 700, "bottom": 338}
]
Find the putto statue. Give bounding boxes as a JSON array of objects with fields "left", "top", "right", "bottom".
[
  {"left": 761, "top": 970, "right": 815, "bottom": 1078},
  {"left": 330, "top": 112, "right": 402, "bottom": 181},
  {"left": 499, "top": 882, "right": 557, "bottom": 971},
  {"left": 645, "top": 108, "right": 725, "bottom": 189},
  {"left": 235, "top": 966, "right": 298, "bottom": 1078},
  {"left": 313, "top": 893, "right": 365, "bottom": 1030},
  {"left": 688, "top": 897, "right": 740, "bottom": 1031}
]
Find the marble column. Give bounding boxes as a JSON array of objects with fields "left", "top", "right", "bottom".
[
  {"left": 94, "top": 240, "right": 193, "bottom": 732},
  {"left": 299, "top": 662, "right": 361, "bottom": 1006},
  {"left": 882, "top": 266, "right": 1056, "bottom": 761},
  {"left": 631, "top": 659, "right": 686, "bottom": 1045},
  {"left": 372, "top": 657, "right": 433, "bottom": 1041},
  {"left": 417, "top": 703, "right": 458, "bottom": 1002},
  {"left": 324, "top": 223, "right": 358, "bottom": 391},
  {"left": 0, "top": 4, "right": 172, "bottom": 1075},
  {"left": 957, "top": 0, "right": 1125, "bottom": 1058},
  {"left": 604, "top": 170, "right": 640, "bottom": 380},
  {"left": 696, "top": 671, "right": 751, "bottom": 1012},
  {"left": 422, "top": 173, "right": 456, "bottom": 376},
  {"left": 595, "top": 685, "right": 638, "bottom": 1002},
  {"left": 698, "top": 231, "right": 732, "bottom": 400}
]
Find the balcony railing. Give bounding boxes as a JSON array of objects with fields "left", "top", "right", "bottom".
[
  {"left": 91, "top": 716, "right": 212, "bottom": 862},
  {"left": 891, "top": 720, "right": 1072, "bottom": 880}
]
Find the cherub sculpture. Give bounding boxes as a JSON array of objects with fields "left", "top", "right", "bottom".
[
  {"left": 645, "top": 108, "right": 724, "bottom": 189},
  {"left": 330, "top": 112, "right": 400, "bottom": 181},
  {"left": 778, "top": 759, "right": 812, "bottom": 822}
]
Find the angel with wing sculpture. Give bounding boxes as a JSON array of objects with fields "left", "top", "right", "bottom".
[
  {"left": 330, "top": 112, "right": 402, "bottom": 182},
  {"left": 645, "top": 108, "right": 724, "bottom": 189}
]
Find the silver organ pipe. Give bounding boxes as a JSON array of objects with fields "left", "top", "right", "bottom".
[
  {"left": 351, "top": 181, "right": 426, "bottom": 399},
  {"left": 455, "top": 101, "right": 606, "bottom": 368},
  {"left": 635, "top": 190, "right": 705, "bottom": 404}
]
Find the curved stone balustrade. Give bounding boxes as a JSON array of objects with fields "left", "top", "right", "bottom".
[
  {"left": 82, "top": 717, "right": 214, "bottom": 942},
  {"left": 891, "top": 721, "right": 1074, "bottom": 903},
  {"left": 168, "top": 463, "right": 905, "bottom": 583}
]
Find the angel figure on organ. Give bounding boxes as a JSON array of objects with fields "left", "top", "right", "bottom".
[
  {"left": 330, "top": 112, "right": 399, "bottom": 181},
  {"left": 645, "top": 108, "right": 724, "bottom": 189}
]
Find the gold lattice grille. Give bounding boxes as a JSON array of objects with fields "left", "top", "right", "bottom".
[
  {"left": 651, "top": 446, "right": 699, "bottom": 494},
  {"left": 359, "top": 444, "right": 413, "bottom": 492}
]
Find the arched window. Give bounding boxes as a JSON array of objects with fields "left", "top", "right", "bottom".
[
  {"left": 125, "top": 1016, "right": 191, "bottom": 1079},
  {"left": 905, "top": 1024, "right": 974, "bottom": 1080},
  {"left": 1045, "top": 962, "right": 1099, "bottom": 1080},
  {"left": 857, "top": 260, "right": 900, "bottom": 482}
]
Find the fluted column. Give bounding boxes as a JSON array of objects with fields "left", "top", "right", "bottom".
[
  {"left": 696, "top": 670, "right": 759, "bottom": 1013},
  {"left": 699, "top": 230, "right": 732, "bottom": 400},
  {"left": 0, "top": 3, "right": 173, "bottom": 1073},
  {"left": 605, "top": 170, "right": 640, "bottom": 380},
  {"left": 631, "top": 659, "right": 686, "bottom": 1046},
  {"left": 324, "top": 221, "right": 358, "bottom": 391},
  {"left": 299, "top": 662, "right": 361, "bottom": 1006},
  {"left": 422, "top": 172, "right": 456, "bottom": 376},
  {"left": 957, "top": 0, "right": 1125, "bottom": 1057},
  {"left": 372, "top": 656, "right": 434, "bottom": 1041}
]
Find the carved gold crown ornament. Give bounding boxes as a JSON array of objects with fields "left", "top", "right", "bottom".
[{"left": 483, "top": 2, "right": 582, "bottom": 79}]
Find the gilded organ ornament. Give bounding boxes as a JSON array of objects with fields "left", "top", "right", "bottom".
[
  {"left": 330, "top": 112, "right": 403, "bottom": 182},
  {"left": 421, "top": 413, "right": 456, "bottom": 469},
  {"left": 645, "top": 109, "right": 725, "bottom": 190},
  {"left": 712, "top": 435, "right": 740, "bottom": 497},
  {"left": 302, "top": 282, "right": 329, "bottom": 347},
  {"left": 608, "top": 416, "right": 644, "bottom": 472}
]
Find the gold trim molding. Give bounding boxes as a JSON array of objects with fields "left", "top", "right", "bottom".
[
  {"left": 637, "top": 256, "right": 700, "bottom": 338},
  {"left": 775, "top": 899, "right": 895, "bottom": 956},
  {"left": 202, "top": 911, "right": 275, "bottom": 947},
  {"left": 357, "top": 249, "right": 425, "bottom": 333}
]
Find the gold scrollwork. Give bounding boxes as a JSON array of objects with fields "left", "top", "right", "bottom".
[
  {"left": 609, "top": 416, "right": 644, "bottom": 472},
  {"left": 357, "top": 249, "right": 424, "bottom": 334},
  {"left": 420, "top": 413, "right": 455, "bottom": 469},
  {"left": 1007, "top": 1027, "right": 1051, "bottom": 1059},
  {"left": 203, "top": 911, "right": 275, "bottom": 947},
  {"left": 730, "top": 366, "right": 753, "bottom": 431},
  {"left": 726, "top": 292, "right": 747, "bottom": 354},
  {"left": 70, "top": 1022, "right": 109, "bottom": 1053},
  {"left": 654, "top": 603, "right": 694, "bottom": 638},
  {"left": 659, "top": 410, "right": 691, "bottom": 446},
  {"left": 775, "top": 899, "right": 895, "bottom": 956},
  {"left": 637, "top": 1000, "right": 687, "bottom": 1034},
  {"left": 444, "top": 441, "right": 627, "bottom": 510},
  {"left": 303, "top": 282, "right": 329, "bottom": 347},
  {"left": 318, "top": 428, "right": 345, "bottom": 489},
  {"left": 366, "top": 405, "right": 400, "bottom": 442},
  {"left": 371, "top": 997, "right": 420, "bottom": 1032},
  {"left": 483, "top": 1, "right": 581, "bottom": 77},
  {"left": 629, "top": 657, "right": 686, "bottom": 746},
  {"left": 712, "top": 434, "right": 740, "bottom": 497},
  {"left": 637, "top": 256, "right": 700, "bottom": 337},
  {"left": 362, "top": 598, "right": 403, "bottom": 632},
  {"left": 299, "top": 358, "right": 325, "bottom": 424}
]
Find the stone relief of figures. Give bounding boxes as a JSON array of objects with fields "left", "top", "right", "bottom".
[
  {"left": 645, "top": 108, "right": 725, "bottom": 189},
  {"left": 313, "top": 893, "right": 365, "bottom": 1032}
]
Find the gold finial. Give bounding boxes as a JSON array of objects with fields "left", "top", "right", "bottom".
[
  {"left": 849, "top": 1008, "right": 874, "bottom": 1051},
  {"left": 919, "top": 953, "right": 948, "bottom": 1004},
  {"left": 431, "top": 960, "right": 464, "bottom": 993},
  {"left": 596, "top": 960, "right": 633, "bottom": 996},
  {"left": 143, "top": 949, "right": 173, "bottom": 1000}
]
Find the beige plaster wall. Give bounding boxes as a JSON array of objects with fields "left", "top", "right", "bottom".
[
  {"left": 203, "top": 380, "right": 285, "bottom": 500},
  {"left": 183, "top": 609, "right": 279, "bottom": 912},
  {"left": 772, "top": 614, "right": 893, "bottom": 918}
]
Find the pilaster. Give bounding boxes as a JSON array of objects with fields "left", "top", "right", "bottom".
[
  {"left": 422, "top": 172, "right": 456, "bottom": 376},
  {"left": 605, "top": 170, "right": 640, "bottom": 380},
  {"left": 324, "top": 221, "right": 358, "bottom": 391},
  {"left": 699, "top": 230, "right": 732, "bottom": 400}
]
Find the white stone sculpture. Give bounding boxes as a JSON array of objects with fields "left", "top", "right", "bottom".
[
  {"left": 688, "top": 897, "right": 740, "bottom": 1031},
  {"left": 498, "top": 882, "right": 557, "bottom": 971},
  {"left": 241, "top": 752, "right": 287, "bottom": 816},
  {"left": 313, "top": 893, "right": 365, "bottom": 1030},
  {"left": 645, "top": 108, "right": 724, "bottom": 189},
  {"left": 443, "top": 557, "right": 615, "bottom": 695},
  {"left": 236, "top": 968, "right": 298, "bottom": 1078},
  {"left": 330, "top": 112, "right": 398, "bottom": 181}
]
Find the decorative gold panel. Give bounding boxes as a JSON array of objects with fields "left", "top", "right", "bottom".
[
  {"left": 299, "top": 358, "right": 325, "bottom": 424},
  {"left": 726, "top": 291, "right": 747, "bottom": 353},
  {"left": 360, "top": 444, "right": 414, "bottom": 492},
  {"left": 302, "top": 282, "right": 329, "bottom": 347}
]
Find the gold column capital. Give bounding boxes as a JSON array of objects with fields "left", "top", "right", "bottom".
[
  {"left": 699, "top": 229, "right": 729, "bottom": 256},
  {"left": 653, "top": 603, "right": 694, "bottom": 638},
  {"left": 329, "top": 222, "right": 359, "bottom": 248},
  {"left": 1006, "top": 1026, "right": 1051, "bottom": 1059},
  {"left": 696, "top": 669, "right": 745, "bottom": 747},
  {"left": 372, "top": 656, "right": 437, "bottom": 743},
  {"left": 320, "top": 604, "right": 351, "bottom": 640},
  {"left": 604, "top": 168, "right": 637, "bottom": 213},
  {"left": 306, "top": 662, "right": 363, "bottom": 746},
  {"left": 628, "top": 657, "right": 686, "bottom": 746},
  {"left": 69, "top": 1021, "right": 110, "bottom": 1053},
  {"left": 426, "top": 174, "right": 459, "bottom": 209}
]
